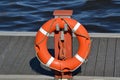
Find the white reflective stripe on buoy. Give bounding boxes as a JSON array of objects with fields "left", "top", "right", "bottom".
[
  {"left": 46, "top": 57, "right": 54, "bottom": 67},
  {"left": 75, "top": 54, "right": 85, "bottom": 63},
  {"left": 72, "top": 22, "right": 81, "bottom": 32},
  {"left": 39, "top": 27, "right": 49, "bottom": 36}
]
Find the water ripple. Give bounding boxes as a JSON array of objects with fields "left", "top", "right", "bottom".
[{"left": 0, "top": 0, "right": 120, "bottom": 32}]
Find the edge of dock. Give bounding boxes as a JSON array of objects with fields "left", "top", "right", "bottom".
[{"left": 0, "top": 31, "right": 120, "bottom": 38}]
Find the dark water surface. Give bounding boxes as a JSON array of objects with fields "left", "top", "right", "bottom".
[{"left": 0, "top": 0, "right": 120, "bottom": 33}]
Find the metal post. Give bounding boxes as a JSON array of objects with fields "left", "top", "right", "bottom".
[{"left": 53, "top": 10, "right": 73, "bottom": 80}]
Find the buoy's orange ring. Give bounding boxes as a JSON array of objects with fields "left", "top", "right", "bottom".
[{"left": 34, "top": 18, "right": 91, "bottom": 72}]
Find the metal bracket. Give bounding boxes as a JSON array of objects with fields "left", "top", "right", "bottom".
[
  {"left": 53, "top": 10, "right": 73, "bottom": 18},
  {"left": 53, "top": 10, "right": 73, "bottom": 80}
]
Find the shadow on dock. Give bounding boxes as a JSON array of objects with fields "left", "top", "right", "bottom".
[
  {"left": 29, "top": 49, "right": 81, "bottom": 77},
  {"left": 29, "top": 49, "right": 55, "bottom": 77},
  {"left": 30, "top": 57, "right": 54, "bottom": 76}
]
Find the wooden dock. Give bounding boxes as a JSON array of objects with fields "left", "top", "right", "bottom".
[{"left": 0, "top": 32, "right": 120, "bottom": 79}]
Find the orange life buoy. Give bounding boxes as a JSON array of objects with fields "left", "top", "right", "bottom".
[{"left": 34, "top": 18, "right": 91, "bottom": 72}]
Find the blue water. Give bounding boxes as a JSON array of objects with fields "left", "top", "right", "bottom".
[{"left": 0, "top": 0, "right": 120, "bottom": 33}]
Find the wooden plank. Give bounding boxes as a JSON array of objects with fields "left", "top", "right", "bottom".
[
  {"left": 21, "top": 37, "right": 38, "bottom": 74},
  {"left": 104, "top": 38, "right": 116, "bottom": 77},
  {"left": 72, "top": 37, "right": 79, "bottom": 56},
  {"left": 16, "top": 37, "right": 35, "bottom": 74},
  {"left": 84, "top": 38, "right": 100, "bottom": 76},
  {"left": 114, "top": 38, "right": 120, "bottom": 77},
  {"left": 47, "top": 37, "right": 54, "bottom": 57},
  {"left": 0, "top": 36, "right": 21, "bottom": 74},
  {"left": 9, "top": 36, "right": 31, "bottom": 74},
  {"left": 94, "top": 38, "right": 108, "bottom": 76},
  {"left": 0, "top": 36, "right": 10, "bottom": 68},
  {"left": 0, "top": 36, "right": 10, "bottom": 54}
]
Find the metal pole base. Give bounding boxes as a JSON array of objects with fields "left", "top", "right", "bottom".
[{"left": 54, "top": 78, "right": 72, "bottom": 80}]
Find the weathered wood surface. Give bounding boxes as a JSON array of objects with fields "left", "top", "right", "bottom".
[
  {"left": 0, "top": 75, "right": 120, "bottom": 80},
  {"left": 0, "top": 35, "right": 120, "bottom": 77}
]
